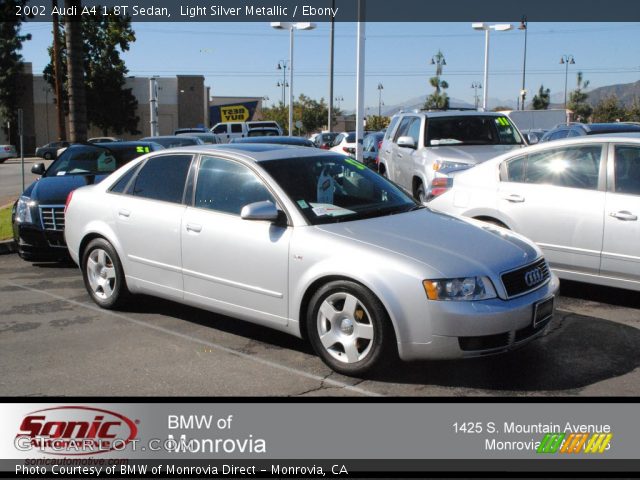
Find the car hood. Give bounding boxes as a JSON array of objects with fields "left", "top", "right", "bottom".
[
  {"left": 315, "top": 209, "right": 540, "bottom": 278},
  {"left": 24, "top": 174, "right": 109, "bottom": 204},
  {"left": 428, "top": 144, "right": 523, "bottom": 165}
]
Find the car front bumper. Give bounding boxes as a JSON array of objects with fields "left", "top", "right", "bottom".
[
  {"left": 13, "top": 222, "right": 69, "bottom": 261},
  {"left": 397, "top": 273, "right": 560, "bottom": 361}
]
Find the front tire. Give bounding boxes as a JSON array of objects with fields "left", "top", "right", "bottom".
[
  {"left": 43, "top": 152, "right": 52, "bottom": 160},
  {"left": 81, "top": 238, "right": 130, "bottom": 309},
  {"left": 415, "top": 182, "right": 427, "bottom": 203},
  {"left": 307, "top": 280, "right": 395, "bottom": 376}
]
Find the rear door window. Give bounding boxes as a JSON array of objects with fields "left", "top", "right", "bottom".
[
  {"left": 130, "top": 154, "right": 193, "bottom": 203},
  {"left": 614, "top": 145, "right": 640, "bottom": 195},
  {"left": 503, "top": 145, "right": 603, "bottom": 190},
  {"left": 231, "top": 124, "right": 243, "bottom": 134}
]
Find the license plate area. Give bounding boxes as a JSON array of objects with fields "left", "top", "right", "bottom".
[{"left": 533, "top": 296, "right": 554, "bottom": 328}]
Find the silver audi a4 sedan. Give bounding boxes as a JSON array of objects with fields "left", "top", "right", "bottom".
[{"left": 64, "top": 144, "right": 559, "bottom": 375}]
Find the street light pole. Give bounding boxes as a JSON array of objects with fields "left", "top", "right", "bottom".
[
  {"left": 471, "top": 81, "right": 482, "bottom": 110},
  {"left": 377, "top": 83, "right": 384, "bottom": 117},
  {"left": 271, "top": 22, "right": 316, "bottom": 136},
  {"left": 276, "top": 60, "right": 288, "bottom": 106},
  {"left": 560, "top": 54, "right": 575, "bottom": 109},
  {"left": 472, "top": 22, "right": 513, "bottom": 111},
  {"left": 519, "top": 16, "right": 528, "bottom": 110}
]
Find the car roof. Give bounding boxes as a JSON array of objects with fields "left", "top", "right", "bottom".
[
  {"left": 395, "top": 110, "right": 506, "bottom": 118},
  {"left": 586, "top": 123, "right": 640, "bottom": 133},
  {"left": 77, "top": 141, "right": 159, "bottom": 149},
  {"left": 233, "top": 136, "right": 313, "bottom": 145},
  {"left": 140, "top": 143, "right": 340, "bottom": 162}
]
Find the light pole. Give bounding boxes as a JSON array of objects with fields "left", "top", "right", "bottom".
[
  {"left": 377, "top": 83, "right": 384, "bottom": 117},
  {"left": 519, "top": 16, "right": 528, "bottom": 110},
  {"left": 42, "top": 86, "right": 51, "bottom": 143},
  {"left": 560, "top": 54, "right": 575, "bottom": 109},
  {"left": 271, "top": 22, "right": 317, "bottom": 136},
  {"left": 472, "top": 22, "right": 513, "bottom": 111},
  {"left": 430, "top": 50, "right": 446, "bottom": 76},
  {"left": 471, "top": 81, "right": 482, "bottom": 110},
  {"left": 276, "top": 60, "right": 288, "bottom": 106},
  {"left": 334, "top": 96, "right": 343, "bottom": 110}
]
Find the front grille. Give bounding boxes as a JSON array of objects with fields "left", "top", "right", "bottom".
[
  {"left": 39, "top": 205, "right": 65, "bottom": 231},
  {"left": 501, "top": 258, "right": 550, "bottom": 298}
]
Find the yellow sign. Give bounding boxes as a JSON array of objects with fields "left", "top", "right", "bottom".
[{"left": 221, "top": 105, "right": 250, "bottom": 122}]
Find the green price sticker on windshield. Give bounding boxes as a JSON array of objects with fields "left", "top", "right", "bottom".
[
  {"left": 344, "top": 158, "right": 366, "bottom": 170},
  {"left": 496, "top": 117, "right": 510, "bottom": 127},
  {"left": 136, "top": 146, "right": 150, "bottom": 153}
]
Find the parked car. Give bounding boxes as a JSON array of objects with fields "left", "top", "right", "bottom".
[
  {"left": 378, "top": 111, "right": 526, "bottom": 202},
  {"left": 429, "top": 135, "right": 640, "bottom": 292},
  {"left": 88, "top": 137, "right": 122, "bottom": 143},
  {"left": 313, "top": 132, "right": 339, "bottom": 150},
  {"left": 64, "top": 144, "right": 558, "bottom": 375},
  {"left": 231, "top": 135, "right": 315, "bottom": 147},
  {"left": 174, "top": 127, "right": 209, "bottom": 135},
  {"left": 35, "top": 141, "right": 70, "bottom": 160},
  {"left": 246, "top": 121, "right": 283, "bottom": 135},
  {"left": 211, "top": 122, "right": 283, "bottom": 143},
  {"left": 540, "top": 122, "right": 640, "bottom": 143},
  {"left": 329, "top": 132, "right": 356, "bottom": 154},
  {"left": 176, "top": 132, "right": 220, "bottom": 144},
  {"left": 140, "top": 135, "right": 204, "bottom": 148},
  {"left": 362, "top": 132, "right": 385, "bottom": 170},
  {"left": 246, "top": 128, "right": 280, "bottom": 137},
  {"left": 12, "top": 141, "right": 164, "bottom": 262},
  {"left": 0, "top": 144, "right": 17, "bottom": 163}
]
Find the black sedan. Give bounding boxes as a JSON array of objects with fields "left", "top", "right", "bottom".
[{"left": 12, "top": 141, "right": 163, "bottom": 262}]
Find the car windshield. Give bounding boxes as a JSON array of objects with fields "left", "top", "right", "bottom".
[
  {"left": 44, "top": 144, "right": 137, "bottom": 177},
  {"left": 260, "top": 155, "right": 420, "bottom": 225},
  {"left": 427, "top": 116, "right": 523, "bottom": 146}
]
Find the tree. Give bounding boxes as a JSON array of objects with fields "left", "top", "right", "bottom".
[
  {"left": 366, "top": 115, "right": 389, "bottom": 131},
  {"left": 0, "top": 0, "right": 31, "bottom": 146},
  {"left": 64, "top": 0, "right": 87, "bottom": 142},
  {"left": 567, "top": 72, "right": 592, "bottom": 122},
  {"left": 261, "top": 95, "right": 339, "bottom": 135},
  {"left": 424, "top": 50, "right": 449, "bottom": 111},
  {"left": 532, "top": 85, "right": 551, "bottom": 110},
  {"left": 44, "top": 4, "right": 139, "bottom": 137},
  {"left": 592, "top": 95, "right": 625, "bottom": 123},
  {"left": 625, "top": 96, "right": 640, "bottom": 122}
]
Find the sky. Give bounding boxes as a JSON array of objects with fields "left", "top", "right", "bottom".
[{"left": 18, "top": 20, "right": 640, "bottom": 111}]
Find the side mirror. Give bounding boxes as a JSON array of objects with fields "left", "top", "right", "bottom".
[
  {"left": 397, "top": 136, "right": 417, "bottom": 149},
  {"left": 525, "top": 133, "right": 539, "bottom": 145},
  {"left": 31, "top": 163, "right": 46, "bottom": 175},
  {"left": 240, "top": 200, "right": 279, "bottom": 222}
]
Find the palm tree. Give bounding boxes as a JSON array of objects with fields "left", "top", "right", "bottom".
[
  {"left": 64, "top": 0, "right": 87, "bottom": 141},
  {"left": 532, "top": 85, "right": 550, "bottom": 110}
]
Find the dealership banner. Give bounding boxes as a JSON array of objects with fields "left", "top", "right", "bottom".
[{"left": 0, "top": 402, "right": 639, "bottom": 476}]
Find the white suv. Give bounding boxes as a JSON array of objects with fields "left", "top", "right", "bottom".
[{"left": 378, "top": 111, "right": 525, "bottom": 202}]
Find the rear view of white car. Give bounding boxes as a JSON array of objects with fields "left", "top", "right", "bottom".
[
  {"left": 429, "top": 135, "right": 640, "bottom": 292},
  {"left": 0, "top": 144, "right": 17, "bottom": 163}
]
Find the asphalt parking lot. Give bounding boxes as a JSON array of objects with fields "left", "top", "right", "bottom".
[{"left": 1, "top": 252, "right": 640, "bottom": 397}]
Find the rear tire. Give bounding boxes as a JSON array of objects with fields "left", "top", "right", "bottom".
[
  {"left": 81, "top": 238, "right": 130, "bottom": 309},
  {"left": 43, "top": 152, "right": 52, "bottom": 160},
  {"left": 415, "top": 182, "right": 427, "bottom": 203},
  {"left": 306, "top": 280, "right": 395, "bottom": 376}
]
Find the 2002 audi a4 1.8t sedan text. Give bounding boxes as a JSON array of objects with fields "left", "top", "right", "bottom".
[{"left": 64, "top": 144, "right": 559, "bottom": 375}]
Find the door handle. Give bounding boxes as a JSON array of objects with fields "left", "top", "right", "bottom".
[
  {"left": 610, "top": 211, "right": 638, "bottom": 221},
  {"left": 186, "top": 223, "right": 202, "bottom": 233},
  {"left": 118, "top": 209, "right": 130, "bottom": 218},
  {"left": 502, "top": 194, "right": 525, "bottom": 203}
]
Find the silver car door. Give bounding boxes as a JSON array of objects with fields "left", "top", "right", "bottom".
[
  {"left": 497, "top": 144, "right": 606, "bottom": 275},
  {"left": 601, "top": 143, "right": 640, "bottom": 283},
  {"left": 181, "top": 155, "right": 291, "bottom": 325},
  {"left": 112, "top": 154, "right": 192, "bottom": 300}
]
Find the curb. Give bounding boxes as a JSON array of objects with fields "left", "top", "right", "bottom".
[{"left": 0, "top": 239, "right": 17, "bottom": 255}]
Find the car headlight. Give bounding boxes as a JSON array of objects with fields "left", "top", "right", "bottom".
[
  {"left": 15, "top": 196, "right": 33, "bottom": 223},
  {"left": 433, "top": 159, "right": 469, "bottom": 171},
  {"left": 423, "top": 276, "right": 497, "bottom": 301}
]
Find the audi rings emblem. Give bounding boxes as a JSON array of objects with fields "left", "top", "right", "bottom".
[{"left": 524, "top": 267, "right": 544, "bottom": 287}]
